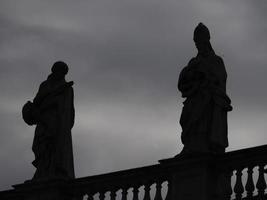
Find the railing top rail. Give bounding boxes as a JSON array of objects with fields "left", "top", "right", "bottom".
[
  {"left": 72, "top": 145, "right": 267, "bottom": 187},
  {"left": 216, "top": 145, "right": 267, "bottom": 170},
  {"left": 72, "top": 163, "right": 162, "bottom": 184},
  {"left": 70, "top": 163, "right": 171, "bottom": 193},
  {"left": 72, "top": 153, "right": 221, "bottom": 186},
  {"left": 217, "top": 144, "right": 267, "bottom": 169},
  {"left": 225, "top": 144, "right": 267, "bottom": 157}
]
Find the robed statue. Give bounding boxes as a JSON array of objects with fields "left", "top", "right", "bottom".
[
  {"left": 23, "top": 61, "right": 75, "bottom": 180},
  {"left": 178, "top": 23, "right": 232, "bottom": 155}
]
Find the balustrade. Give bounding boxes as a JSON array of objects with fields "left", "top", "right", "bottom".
[
  {"left": 1, "top": 145, "right": 267, "bottom": 200},
  {"left": 218, "top": 145, "right": 267, "bottom": 200},
  {"left": 225, "top": 164, "right": 267, "bottom": 200},
  {"left": 69, "top": 167, "right": 170, "bottom": 200},
  {"left": 79, "top": 181, "right": 168, "bottom": 200}
]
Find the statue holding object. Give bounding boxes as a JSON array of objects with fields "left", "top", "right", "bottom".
[
  {"left": 23, "top": 61, "right": 75, "bottom": 181},
  {"left": 178, "top": 23, "right": 232, "bottom": 155}
]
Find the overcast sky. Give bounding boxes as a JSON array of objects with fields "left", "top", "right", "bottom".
[{"left": 0, "top": 0, "right": 267, "bottom": 190}]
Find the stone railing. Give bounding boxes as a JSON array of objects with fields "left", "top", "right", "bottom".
[
  {"left": 217, "top": 145, "right": 267, "bottom": 200},
  {"left": 69, "top": 163, "right": 171, "bottom": 200},
  {"left": 1, "top": 145, "right": 267, "bottom": 200}
]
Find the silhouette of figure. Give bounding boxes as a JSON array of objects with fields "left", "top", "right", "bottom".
[
  {"left": 178, "top": 23, "right": 232, "bottom": 155},
  {"left": 23, "top": 61, "right": 75, "bottom": 180}
]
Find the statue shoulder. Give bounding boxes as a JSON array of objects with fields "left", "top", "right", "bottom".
[
  {"left": 212, "top": 54, "right": 227, "bottom": 79},
  {"left": 213, "top": 54, "right": 225, "bottom": 66},
  {"left": 64, "top": 81, "right": 74, "bottom": 95},
  {"left": 187, "top": 57, "right": 198, "bottom": 66},
  {"left": 39, "top": 80, "right": 48, "bottom": 89},
  {"left": 179, "top": 57, "right": 197, "bottom": 78}
]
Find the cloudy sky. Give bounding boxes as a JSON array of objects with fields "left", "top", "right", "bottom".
[{"left": 1, "top": 0, "right": 267, "bottom": 190}]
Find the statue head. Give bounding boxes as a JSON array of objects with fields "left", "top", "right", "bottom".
[
  {"left": 193, "top": 23, "right": 213, "bottom": 55},
  {"left": 50, "top": 61, "right": 68, "bottom": 81},
  {"left": 193, "top": 23, "right": 210, "bottom": 42}
]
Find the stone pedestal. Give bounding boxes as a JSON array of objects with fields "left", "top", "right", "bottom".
[
  {"left": 12, "top": 179, "right": 74, "bottom": 200},
  {"left": 160, "top": 154, "right": 223, "bottom": 200}
]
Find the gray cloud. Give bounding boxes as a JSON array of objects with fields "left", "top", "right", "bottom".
[{"left": 1, "top": 0, "right": 267, "bottom": 190}]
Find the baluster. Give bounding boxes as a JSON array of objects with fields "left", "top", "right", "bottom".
[
  {"left": 99, "top": 191, "right": 105, "bottom": 200},
  {"left": 87, "top": 192, "right": 94, "bottom": 200},
  {"left": 256, "top": 164, "right": 266, "bottom": 199},
  {"left": 245, "top": 166, "right": 255, "bottom": 200},
  {"left": 220, "top": 171, "right": 233, "bottom": 200},
  {"left": 110, "top": 190, "right": 116, "bottom": 200},
  {"left": 132, "top": 185, "right": 139, "bottom": 200},
  {"left": 165, "top": 180, "right": 171, "bottom": 200},
  {"left": 77, "top": 194, "right": 86, "bottom": 200},
  {"left": 121, "top": 187, "right": 128, "bottom": 200},
  {"left": 154, "top": 180, "right": 163, "bottom": 200},
  {"left": 143, "top": 183, "right": 151, "bottom": 200},
  {"left": 234, "top": 168, "right": 244, "bottom": 200}
]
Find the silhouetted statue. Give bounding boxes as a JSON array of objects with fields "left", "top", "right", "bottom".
[
  {"left": 23, "top": 61, "right": 75, "bottom": 180},
  {"left": 178, "top": 23, "right": 232, "bottom": 155}
]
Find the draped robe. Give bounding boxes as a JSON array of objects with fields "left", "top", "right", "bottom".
[
  {"left": 178, "top": 52, "right": 232, "bottom": 154},
  {"left": 32, "top": 75, "right": 75, "bottom": 180}
]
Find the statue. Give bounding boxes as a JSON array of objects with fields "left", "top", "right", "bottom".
[
  {"left": 22, "top": 61, "right": 75, "bottom": 180},
  {"left": 178, "top": 23, "right": 232, "bottom": 155}
]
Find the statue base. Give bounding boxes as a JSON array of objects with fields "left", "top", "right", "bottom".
[{"left": 159, "top": 154, "right": 225, "bottom": 200}]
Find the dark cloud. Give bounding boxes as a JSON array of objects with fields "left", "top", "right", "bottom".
[{"left": 1, "top": 0, "right": 267, "bottom": 190}]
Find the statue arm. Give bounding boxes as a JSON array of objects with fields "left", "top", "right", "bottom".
[
  {"left": 178, "top": 67, "right": 200, "bottom": 97},
  {"left": 38, "top": 82, "right": 74, "bottom": 111},
  {"left": 31, "top": 82, "right": 60, "bottom": 125},
  {"left": 33, "top": 82, "right": 48, "bottom": 105},
  {"left": 70, "top": 87, "right": 75, "bottom": 128},
  {"left": 200, "top": 56, "right": 232, "bottom": 111},
  {"left": 205, "top": 56, "right": 227, "bottom": 91},
  {"left": 31, "top": 81, "right": 51, "bottom": 125},
  {"left": 193, "top": 56, "right": 226, "bottom": 90},
  {"left": 39, "top": 96, "right": 60, "bottom": 111}
]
